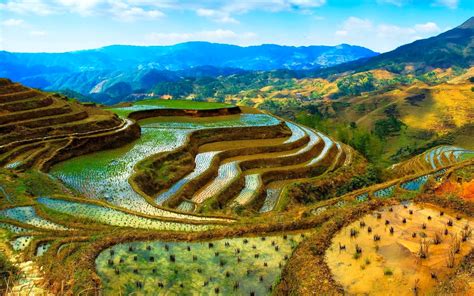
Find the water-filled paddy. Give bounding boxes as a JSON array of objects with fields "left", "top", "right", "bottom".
[
  {"left": 0, "top": 206, "right": 68, "bottom": 231},
  {"left": 50, "top": 113, "right": 277, "bottom": 219},
  {"left": 96, "top": 234, "right": 306, "bottom": 295},
  {"left": 37, "top": 197, "right": 219, "bottom": 232},
  {"left": 140, "top": 113, "right": 279, "bottom": 129},
  {"left": 326, "top": 204, "right": 474, "bottom": 295}
]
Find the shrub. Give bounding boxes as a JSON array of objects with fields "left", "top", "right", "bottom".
[{"left": 384, "top": 268, "right": 393, "bottom": 276}]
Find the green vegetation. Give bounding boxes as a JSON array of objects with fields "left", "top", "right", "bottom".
[
  {"left": 295, "top": 113, "right": 384, "bottom": 163},
  {"left": 0, "top": 251, "right": 18, "bottom": 292},
  {"left": 96, "top": 234, "right": 305, "bottom": 295},
  {"left": 106, "top": 99, "right": 233, "bottom": 117},
  {"left": 1, "top": 25, "right": 473, "bottom": 295}
]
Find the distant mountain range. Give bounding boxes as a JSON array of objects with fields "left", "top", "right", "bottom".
[
  {"left": 0, "top": 17, "right": 472, "bottom": 105},
  {"left": 0, "top": 42, "right": 377, "bottom": 97}
]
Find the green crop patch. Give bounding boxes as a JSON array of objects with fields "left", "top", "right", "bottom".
[
  {"left": 106, "top": 99, "right": 233, "bottom": 118},
  {"left": 96, "top": 234, "right": 306, "bottom": 295}
]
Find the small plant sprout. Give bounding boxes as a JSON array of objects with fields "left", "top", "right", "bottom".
[
  {"left": 440, "top": 211, "right": 444, "bottom": 216},
  {"left": 402, "top": 218, "right": 407, "bottom": 224},
  {"left": 350, "top": 228, "right": 358, "bottom": 237},
  {"left": 385, "top": 220, "right": 390, "bottom": 226},
  {"left": 384, "top": 268, "right": 393, "bottom": 276},
  {"left": 418, "top": 239, "right": 429, "bottom": 259},
  {"left": 373, "top": 234, "right": 381, "bottom": 241},
  {"left": 389, "top": 207, "right": 393, "bottom": 212},
  {"left": 339, "top": 243, "right": 346, "bottom": 251},
  {"left": 412, "top": 279, "right": 420, "bottom": 295},
  {"left": 409, "top": 210, "right": 413, "bottom": 215},
  {"left": 447, "top": 249, "right": 455, "bottom": 268},
  {"left": 412, "top": 232, "right": 417, "bottom": 238},
  {"left": 444, "top": 228, "right": 449, "bottom": 236},
  {"left": 376, "top": 213, "right": 382, "bottom": 219},
  {"left": 452, "top": 235, "right": 461, "bottom": 254},
  {"left": 427, "top": 216, "right": 432, "bottom": 221},
  {"left": 422, "top": 223, "right": 427, "bottom": 230},
  {"left": 360, "top": 221, "right": 366, "bottom": 228},
  {"left": 367, "top": 226, "right": 372, "bottom": 233},
  {"left": 389, "top": 227, "right": 394, "bottom": 234},
  {"left": 456, "top": 215, "right": 462, "bottom": 221},
  {"left": 447, "top": 219, "right": 453, "bottom": 227},
  {"left": 460, "top": 224, "right": 472, "bottom": 242},
  {"left": 433, "top": 232, "right": 442, "bottom": 245},
  {"left": 430, "top": 272, "right": 437, "bottom": 280}
]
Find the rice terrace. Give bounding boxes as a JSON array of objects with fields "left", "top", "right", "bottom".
[{"left": 1, "top": 2, "right": 474, "bottom": 296}]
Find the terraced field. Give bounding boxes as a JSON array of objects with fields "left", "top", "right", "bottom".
[
  {"left": 326, "top": 204, "right": 473, "bottom": 295},
  {"left": 96, "top": 234, "right": 306, "bottom": 295},
  {"left": 0, "top": 78, "right": 139, "bottom": 172},
  {"left": 0, "top": 79, "right": 473, "bottom": 295},
  {"left": 392, "top": 145, "right": 474, "bottom": 176},
  {"left": 106, "top": 99, "right": 233, "bottom": 118}
]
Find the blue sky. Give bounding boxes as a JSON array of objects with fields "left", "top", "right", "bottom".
[{"left": 0, "top": 0, "right": 472, "bottom": 53}]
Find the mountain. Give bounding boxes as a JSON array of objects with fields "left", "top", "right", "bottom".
[
  {"left": 0, "top": 42, "right": 377, "bottom": 73},
  {"left": 0, "top": 42, "right": 377, "bottom": 103},
  {"left": 316, "top": 17, "right": 474, "bottom": 76}
]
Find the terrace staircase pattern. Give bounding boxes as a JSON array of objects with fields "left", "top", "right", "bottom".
[
  {"left": 152, "top": 120, "right": 350, "bottom": 214},
  {"left": 0, "top": 79, "right": 137, "bottom": 172},
  {"left": 391, "top": 145, "right": 474, "bottom": 176}
]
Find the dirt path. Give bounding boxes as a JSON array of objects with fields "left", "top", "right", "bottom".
[{"left": 0, "top": 232, "right": 51, "bottom": 296}]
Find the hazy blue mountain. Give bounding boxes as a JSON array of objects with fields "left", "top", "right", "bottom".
[{"left": 0, "top": 42, "right": 377, "bottom": 99}]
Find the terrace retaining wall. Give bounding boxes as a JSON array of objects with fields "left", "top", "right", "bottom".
[{"left": 127, "top": 106, "right": 242, "bottom": 120}]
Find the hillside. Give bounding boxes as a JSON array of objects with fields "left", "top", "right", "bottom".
[
  {"left": 0, "top": 79, "right": 139, "bottom": 171},
  {"left": 315, "top": 17, "right": 474, "bottom": 76}
]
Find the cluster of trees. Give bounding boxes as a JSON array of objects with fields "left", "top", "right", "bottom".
[{"left": 295, "top": 112, "right": 384, "bottom": 163}]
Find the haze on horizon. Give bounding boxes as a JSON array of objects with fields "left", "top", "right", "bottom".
[{"left": 0, "top": 0, "right": 473, "bottom": 53}]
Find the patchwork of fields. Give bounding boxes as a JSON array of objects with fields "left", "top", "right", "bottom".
[{"left": 0, "top": 81, "right": 472, "bottom": 295}]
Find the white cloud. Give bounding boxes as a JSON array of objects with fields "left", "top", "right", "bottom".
[
  {"left": 0, "top": 0, "right": 55, "bottom": 15},
  {"left": 334, "top": 17, "right": 443, "bottom": 52},
  {"left": 0, "top": 0, "right": 164, "bottom": 21},
  {"left": 196, "top": 8, "right": 239, "bottom": 24},
  {"left": 0, "top": 0, "right": 327, "bottom": 20},
  {"left": 146, "top": 29, "right": 257, "bottom": 45},
  {"left": 29, "top": 30, "right": 47, "bottom": 36},
  {"left": 414, "top": 22, "right": 441, "bottom": 33},
  {"left": 376, "top": 0, "right": 409, "bottom": 6},
  {"left": 193, "top": 1, "right": 326, "bottom": 24},
  {"left": 335, "top": 30, "right": 348, "bottom": 36},
  {"left": 110, "top": 2, "right": 164, "bottom": 21},
  {"left": 433, "top": 0, "right": 458, "bottom": 9},
  {"left": 2, "top": 18, "right": 24, "bottom": 26},
  {"left": 55, "top": 0, "right": 103, "bottom": 16}
]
